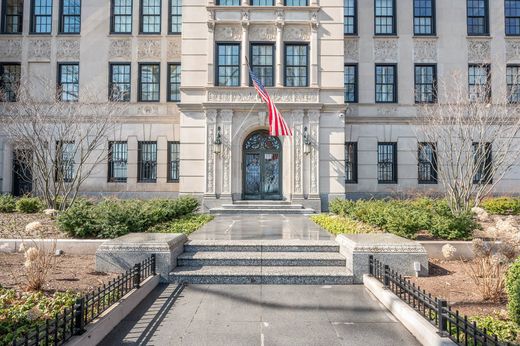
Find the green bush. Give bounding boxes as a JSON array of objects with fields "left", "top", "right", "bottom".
[
  {"left": 469, "top": 316, "right": 519, "bottom": 343},
  {"left": 148, "top": 214, "right": 214, "bottom": 235},
  {"left": 506, "top": 260, "right": 520, "bottom": 326},
  {"left": 310, "top": 214, "right": 376, "bottom": 235},
  {"left": 0, "top": 194, "right": 16, "bottom": 213},
  {"left": 481, "top": 197, "right": 520, "bottom": 215},
  {"left": 15, "top": 197, "right": 43, "bottom": 213}
]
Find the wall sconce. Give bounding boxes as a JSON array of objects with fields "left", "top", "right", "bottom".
[
  {"left": 303, "top": 126, "right": 311, "bottom": 154},
  {"left": 214, "top": 126, "right": 222, "bottom": 155}
]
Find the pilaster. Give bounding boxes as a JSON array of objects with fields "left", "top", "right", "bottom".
[
  {"left": 207, "top": 10, "right": 216, "bottom": 86},
  {"left": 310, "top": 11, "right": 320, "bottom": 87},
  {"left": 275, "top": 21, "right": 284, "bottom": 87},
  {"left": 292, "top": 110, "right": 304, "bottom": 199},
  {"left": 240, "top": 14, "right": 250, "bottom": 87},
  {"left": 308, "top": 110, "right": 321, "bottom": 198},
  {"left": 220, "top": 109, "right": 233, "bottom": 200},
  {"left": 205, "top": 109, "right": 217, "bottom": 196}
]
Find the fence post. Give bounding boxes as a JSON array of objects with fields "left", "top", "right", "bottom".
[
  {"left": 73, "top": 297, "right": 85, "bottom": 335},
  {"left": 133, "top": 263, "right": 141, "bottom": 289},
  {"left": 437, "top": 299, "right": 448, "bottom": 336},
  {"left": 151, "top": 254, "right": 156, "bottom": 276},
  {"left": 369, "top": 255, "right": 373, "bottom": 275},
  {"left": 383, "top": 265, "right": 390, "bottom": 288}
]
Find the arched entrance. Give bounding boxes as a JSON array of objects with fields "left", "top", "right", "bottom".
[{"left": 242, "top": 130, "right": 282, "bottom": 200}]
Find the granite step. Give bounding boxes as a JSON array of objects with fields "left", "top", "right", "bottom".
[
  {"left": 209, "top": 208, "right": 315, "bottom": 215},
  {"left": 168, "top": 266, "right": 353, "bottom": 285},
  {"left": 177, "top": 251, "right": 346, "bottom": 267},
  {"left": 233, "top": 200, "right": 293, "bottom": 205},
  {"left": 183, "top": 240, "right": 339, "bottom": 253},
  {"left": 220, "top": 204, "right": 305, "bottom": 210}
]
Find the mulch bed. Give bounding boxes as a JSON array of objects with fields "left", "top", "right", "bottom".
[{"left": 0, "top": 213, "right": 67, "bottom": 239}]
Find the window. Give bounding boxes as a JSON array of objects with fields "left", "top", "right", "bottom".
[
  {"left": 418, "top": 142, "right": 437, "bottom": 184},
  {"left": 168, "top": 63, "right": 181, "bottom": 102},
  {"left": 216, "top": 43, "right": 240, "bottom": 86},
  {"left": 108, "top": 141, "right": 128, "bottom": 182},
  {"left": 138, "top": 63, "right": 160, "bottom": 101},
  {"left": 414, "top": 0, "right": 435, "bottom": 35},
  {"left": 58, "top": 63, "right": 79, "bottom": 102},
  {"left": 251, "top": 0, "right": 274, "bottom": 5},
  {"left": 375, "top": 64, "right": 397, "bottom": 103},
  {"left": 140, "top": 0, "right": 161, "bottom": 34},
  {"left": 507, "top": 65, "right": 520, "bottom": 102},
  {"left": 467, "top": 0, "right": 489, "bottom": 35},
  {"left": 285, "top": 44, "right": 308, "bottom": 87},
  {"left": 169, "top": 0, "right": 181, "bottom": 33},
  {"left": 60, "top": 0, "right": 81, "bottom": 34},
  {"left": 168, "top": 141, "right": 180, "bottom": 182},
  {"left": 415, "top": 64, "right": 437, "bottom": 103},
  {"left": 109, "top": 63, "right": 131, "bottom": 102},
  {"left": 378, "top": 142, "right": 397, "bottom": 183},
  {"left": 285, "top": 0, "right": 307, "bottom": 5},
  {"left": 1, "top": 0, "right": 23, "bottom": 33},
  {"left": 473, "top": 142, "right": 492, "bottom": 184},
  {"left": 111, "top": 0, "right": 132, "bottom": 33},
  {"left": 506, "top": 0, "right": 520, "bottom": 35},
  {"left": 217, "top": 0, "right": 239, "bottom": 5},
  {"left": 468, "top": 64, "right": 490, "bottom": 102},
  {"left": 344, "top": 0, "right": 357, "bottom": 35},
  {"left": 344, "top": 64, "right": 358, "bottom": 103},
  {"left": 345, "top": 142, "right": 358, "bottom": 184},
  {"left": 375, "top": 0, "right": 396, "bottom": 35},
  {"left": 0, "top": 63, "right": 21, "bottom": 102},
  {"left": 251, "top": 44, "right": 275, "bottom": 87},
  {"left": 138, "top": 141, "right": 157, "bottom": 182},
  {"left": 56, "top": 141, "right": 75, "bottom": 183},
  {"left": 31, "top": 0, "right": 52, "bottom": 33}
]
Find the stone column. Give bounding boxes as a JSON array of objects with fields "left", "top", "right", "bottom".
[
  {"left": 310, "top": 12, "right": 319, "bottom": 87},
  {"left": 220, "top": 109, "right": 233, "bottom": 201},
  {"left": 205, "top": 109, "right": 217, "bottom": 197},
  {"left": 275, "top": 20, "right": 284, "bottom": 87},
  {"left": 240, "top": 16, "right": 250, "bottom": 87},
  {"left": 308, "top": 110, "right": 321, "bottom": 201},
  {"left": 207, "top": 10, "right": 216, "bottom": 86},
  {"left": 292, "top": 110, "right": 305, "bottom": 200}
]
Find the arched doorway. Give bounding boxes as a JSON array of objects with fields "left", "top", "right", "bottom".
[{"left": 242, "top": 130, "right": 282, "bottom": 200}]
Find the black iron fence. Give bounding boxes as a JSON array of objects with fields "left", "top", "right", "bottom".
[
  {"left": 369, "top": 255, "right": 513, "bottom": 346},
  {"left": 11, "top": 254, "right": 156, "bottom": 346}
]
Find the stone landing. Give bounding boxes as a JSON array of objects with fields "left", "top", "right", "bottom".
[{"left": 209, "top": 200, "right": 316, "bottom": 215}]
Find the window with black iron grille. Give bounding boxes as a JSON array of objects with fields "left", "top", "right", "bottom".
[
  {"left": 418, "top": 142, "right": 437, "bottom": 184},
  {"left": 111, "top": 0, "right": 132, "bottom": 33},
  {"left": 251, "top": 44, "right": 275, "bottom": 87},
  {"left": 467, "top": 0, "right": 489, "bottom": 35},
  {"left": 0, "top": 63, "right": 21, "bottom": 102},
  {"left": 31, "top": 0, "right": 52, "bottom": 33},
  {"left": 375, "top": 64, "right": 397, "bottom": 103},
  {"left": 344, "top": 64, "right": 358, "bottom": 103},
  {"left": 138, "top": 141, "right": 157, "bottom": 182},
  {"left": 473, "top": 142, "right": 493, "bottom": 184},
  {"left": 168, "top": 63, "right": 181, "bottom": 102},
  {"left": 251, "top": 0, "right": 274, "bottom": 5},
  {"left": 344, "top": 0, "right": 357, "bottom": 35},
  {"left": 109, "top": 63, "right": 131, "bottom": 102},
  {"left": 468, "top": 64, "right": 490, "bottom": 102},
  {"left": 169, "top": 0, "right": 181, "bottom": 33},
  {"left": 506, "top": 0, "right": 520, "bottom": 35},
  {"left": 414, "top": 0, "right": 435, "bottom": 35},
  {"left": 216, "top": 43, "right": 240, "bottom": 86},
  {"left": 58, "top": 63, "right": 79, "bottom": 102},
  {"left": 1, "top": 0, "right": 23, "bottom": 33},
  {"left": 345, "top": 142, "right": 358, "bottom": 184},
  {"left": 415, "top": 64, "right": 436, "bottom": 103},
  {"left": 59, "top": 0, "right": 81, "bottom": 34},
  {"left": 217, "top": 0, "right": 239, "bottom": 4},
  {"left": 138, "top": 63, "right": 160, "bottom": 101},
  {"left": 140, "top": 0, "right": 161, "bottom": 34},
  {"left": 507, "top": 65, "right": 520, "bottom": 102},
  {"left": 375, "top": 0, "right": 396, "bottom": 35},
  {"left": 168, "top": 141, "right": 180, "bottom": 182},
  {"left": 56, "top": 141, "right": 75, "bottom": 183},
  {"left": 285, "top": 0, "right": 307, "bottom": 5},
  {"left": 108, "top": 141, "right": 128, "bottom": 182},
  {"left": 378, "top": 142, "right": 397, "bottom": 184},
  {"left": 285, "top": 44, "right": 308, "bottom": 87}
]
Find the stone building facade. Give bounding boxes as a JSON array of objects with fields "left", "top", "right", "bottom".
[{"left": 1, "top": 0, "right": 520, "bottom": 211}]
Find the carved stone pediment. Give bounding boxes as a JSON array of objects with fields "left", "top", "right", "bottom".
[
  {"left": 206, "top": 88, "right": 319, "bottom": 103},
  {"left": 413, "top": 39, "right": 437, "bottom": 62},
  {"left": 249, "top": 25, "right": 276, "bottom": 41},
  {"left": 57, "top": 39, "right": 80, "bottom": 60},
  {"left": 283, "top": 25, "right": 310, "bottom": 41},
  {"left": 0, "top": 39, "right": 22, "bottom": 59},
  {"left": 214, "top": 25, "right": 242, "bottom": 41},
  {"left": 138, "top": 39, "right": 161, "bottom": 59},
  {"left": 467, "top": 39, "right": 491, "bottom": 63},
  {"left": 374, "top": 39, "right": 398, "bottom": 62}
]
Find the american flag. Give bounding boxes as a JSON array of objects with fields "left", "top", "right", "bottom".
[{"left": 249, "top": 67, "right": 292, "bottom": 137}]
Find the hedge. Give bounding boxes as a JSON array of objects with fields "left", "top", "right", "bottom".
[
  {"left": 506, "top": 260, "right": 520, "bottom": 326},
  {"left": 481, "top": 197, "right": 520, "bottom": 215}
]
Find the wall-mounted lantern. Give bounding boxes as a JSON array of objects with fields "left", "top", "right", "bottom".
[
  {"left": 214, "top": 126, "right": 222, "bottom": 155},
  {"left": 303, "top": 126, "right": 311, "bottom": 154}
]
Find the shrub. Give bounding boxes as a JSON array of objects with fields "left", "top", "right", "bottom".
[
  {"left": 148, "top": 214, "right": 214, "bottom": 235},
  {"left": 429, "top": 212, "right": 476, "bottom": 240},
  {"left": 15, "top": 197, "right": 43, "bottom": 213},
  {"left": 469, "top": 316, "right": 519, "bottom": 343},
  {"left": 481, "top": 197, "right": 520, "bottom": 215},
  {"left": 310, "top": 214, "right": 376, "bottom": 235},
  {"left": 0, "top": 194, "right": 16, "bottom": 213},
  {"left": 506, "top": 260, "right": 520, "bottom": 326}
]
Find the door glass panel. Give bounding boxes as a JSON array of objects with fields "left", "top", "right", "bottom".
[
  {"left": 245, "top": 153, "right": 261, "bottom": 195},
  {"left": 263, "top": 153, "right": 280, "bottom": 195}
]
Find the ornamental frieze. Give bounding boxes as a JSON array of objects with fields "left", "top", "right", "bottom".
[
  {"left": 467, "top": 39, "right": 490, "bottom": 63},
  {"left": 28, "top": 39, "right": 51, "bottom": 60},
  {"left": 167, "top": 40, "right": 181, "bottom": 59},
  {"left": 0, "top": 39, "right": 22, "bottom": 59},
  {"left": 214, "top": 25, "right": 242, "bottom": 41},
  {"left": 374, "top": 39, "right": 398, "bottom": 62},
  {"left": 249, "top": 25, "right": 276, "bottom": 41},
  {"left": 57, "top": 39, "right": 80, "bottom": 60},
  {"left": 109, "top": 39, "right": 132, "bottom": 59},
  {"left": 506, "top": 40, "right": 520, "bottom": 62},
  {"left": 207, "top": 88, "right": 319, "bottom": 103},
  {"left": 138, "top": 39, "right": 161, "bottom": 59},
  {"left": 344, "top": 39, "right": 359, "bottom": 62},
  {"left": 283, "top": 25, "right": 310, "bottom": 41},
  {"left": 413, "top": 39, "right": 437, "bottom": 62}
]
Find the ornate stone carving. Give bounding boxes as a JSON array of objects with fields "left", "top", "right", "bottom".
[
  {"left": 138, "top": 105, "right": 159, "bottom": 115},
  {"left": 109, "top": 39, "right": 132, "bottom": 59},
  {"left": 506, "top": 40, "right": 520, "bottom": 61},
  {"left": 275, "top": 9, "right": 285, "bottom": 22},
  {"left": 283, "top": 25, "right": 310, "bottom": 41},
  {"left": 206, "top": 109, "right": 217, "bottom": 194},
  {"left": 249, "top": 25, "right": 276, "bottom": 41},
  {"left": 57, "top": 39, "right": 80, "bottom": 60},
  {"left": 220, "top": 109, "right": 233, "bottom": 194},
  {"left": 137, "top": 39, "right": 161, "bottom": 59},
  {"left": 308, "top": 110, "right": 320, "bottom": 195},
  {"left": 377, "top": 107, "right": 398, "bottom": 117},
  {"left": 167, "top": 40, "right": 181, "bottom": 59},
  {"left": 344, "top": 39, "right": 359, "bottom": 62},
  {"left": 293, "top": 111, "right": 304, "bottom": 194},
  {"left": 241, "top": 10, "right": 249, "bottom": 22},
  {"left": 311, "top": 11, "right": 319, "bottom": 30},
  {"left": 207, "top": 88, "right": 319, "bottom": 103},
  {"left": 28, "top": 39, "right": 51, "bottom": 60},
  {"left": 0, "top": 39, "right": 22, "bottom": 59},
  {"left": 467, "top": 39, "right": 491, "bottom": 63},
  {"left": 374, "top": 39, "right": 398, "bottom": 62},
  {"left": 214, "top": 25, "right": 242, "bottom": 41},
  {"left": 413, "top": 39, "right": 437, "bottom": 62}
]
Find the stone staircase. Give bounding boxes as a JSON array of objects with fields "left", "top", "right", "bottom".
[
  {"left": 209, "top": 200, "right": 315, "bottom": 214},
  {"left": 169, "top": 240, "right": 353, "bottom": 285}
]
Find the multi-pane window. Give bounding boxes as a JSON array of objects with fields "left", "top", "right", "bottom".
[
  {"left": 252, "top": 0, "right": 274, "bottom": 5},
  {"left": 31, "top": 0, "right": 53, "bottom": 33},
  {"left": 414, "top": 0, "right": 435, "bottom": 35},
  {"left": 468, "top": 64, "right": 490, "bottom": 102},
  {"left": 473, "top": 142, "right": 492, "bottom": 184},
  {"left": 345, "top": 142, "right": 358, "bottom": 184},
  {"left": 375, "top": 0, "right": 396, "bottom": 35},
  {"left": 139, "top": 63, "right": 160, "bottom": 101},
  {"left": 168, "top": 141, "right": 180, "bottom": 182},
  {"left": 418, "top": 142, "right": 437, "bottom": 184},
  {"left": 251, "top": 44, "right": 275, "bottom": 87},
  {"left": 58, "top": 63, "right": 79, "bottom": 102},
  {"left": 375, "top": 64, "right": 397, "bottom": 103},
  {"left": 344, "top": 64, "right": 358, "bottom": 103},
  {"left": 140, "top": 0, "right": 161, "bottom": 34},
  {"left": 0, "top": 63, "right": 21, "bottom": 102},
  {"left": 285, "top": 0, "right": 307, "bottom": 5},
  {"left": 56, "top": 141, "right": 75, "bottom": 183},
  {"left": 59, "top": 0, "right": 81, "bottom": 34},
  {"left": 285, "top": 44, "right": 308, "bottom": 87},
  {"left": 378, "top": 142, "right": 397, "bottom": 184},
  {"left": 111, "top": 0, "right": 132, "bottom": 33},
  {"left": 506, "top": 0, "right": 520, "bottom": 35},
  {"left": 138, "top": 141, "right": 157, "bottom": 183},
  {"left": 109, "top": 63, "right": 131, "bottom": 102},
  {"left": 1, "top": 0, "right": 23, "bottom": 33},
  {"left": 467, "top": 0, "right": 489, "bottom": 35},
  {"left": 415, "top": 64, "right": 437, "bottom": 103},
  {"left": 344, "top": 0, "right": 357, "bottom": 35},
  {"left": 216, "top": 43, "right": 240, "bottom": 87},
  {"left": 169, "top": 0, "right": 181, "bottom": 33},
  {"left": 168, "top": 63, "right": 181, "bottom": 102},
  {"left": 507, "top": 65, "right": 520, "bottom": 102},
  {"left": 108, "top": 141, "right": 128, "bottom": 182},
  {"left": 217, "top": 0, "right": 239, "bottom": 5}
]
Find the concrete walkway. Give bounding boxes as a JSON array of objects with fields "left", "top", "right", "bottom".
[{"left": 100, "top": 284, "right": 419, "bottom": 346}]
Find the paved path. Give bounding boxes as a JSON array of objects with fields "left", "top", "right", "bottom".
[{"left": 100, "top": 284, "right": 419, "bottom": 346}]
